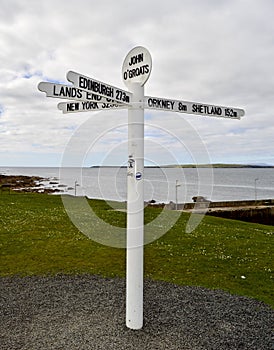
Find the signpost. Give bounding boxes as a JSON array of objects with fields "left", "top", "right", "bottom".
[
  {"left": 38, "top": 46, "right": 245, "bottom": 330},
  {"left": 122, "top": 46, "right": 153, "bottom": 330}
]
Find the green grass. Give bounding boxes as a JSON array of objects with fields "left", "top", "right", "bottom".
[{"left": 0, "top": 192, "right": 273, "bottom": 307}]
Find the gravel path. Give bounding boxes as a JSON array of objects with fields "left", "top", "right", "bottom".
[{"left": 0, "top": 275, "right": 273, "bottom": 350}]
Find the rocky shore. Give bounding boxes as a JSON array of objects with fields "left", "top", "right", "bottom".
[{"left": 0, "top": 174, "right": 63, "bottom": 194}]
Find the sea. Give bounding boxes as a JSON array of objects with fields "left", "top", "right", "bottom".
[{"left": 1, "top": 166, "right": 274, "bottom": 203}]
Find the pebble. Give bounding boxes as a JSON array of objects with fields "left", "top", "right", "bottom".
[{"left": 0, "top": 275, "right": 273, "bottom": 350}]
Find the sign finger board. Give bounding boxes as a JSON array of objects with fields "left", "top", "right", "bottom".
[
  {"left": 58, "top": 100, "right": 128, "bottom": 114},
  {"left": 145, "top": 96, "right": 245, "bottom": 119},
  {"left": 67, "top": 71, "right": 132, "bottom": 104},
  {"left": 38, "top": 82, "right": 125, "bottom": 104}
]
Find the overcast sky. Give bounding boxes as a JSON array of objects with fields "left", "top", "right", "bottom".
[{"left": 0, "top": 0, "right": 273, "bottom": 167}]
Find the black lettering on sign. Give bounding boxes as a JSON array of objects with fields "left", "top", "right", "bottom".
[
  {"left": 123, "top": 64, "right": 150, "bottom": 81},
  {"left": 178, "top": 102, "right": 187, "bottom": 112},
  {"left": 192, "top": 104, "right": 222, "bottom": 116},
  {"left": 161, "top": 100, "right": 168, "bottom": 109},
  {"left": 147, "top": 98, "right": 175, "bottom": 110},
  {"left": 192, "top": 104, "right": 198, "bottom": 113},
  {"left": 115, "top": 90, "right": 129, "bottom": 103},
  {"left": 147, "top": 98, "right": 153, "bottom": 107},
  {"left": 129, "top": 53, "right": 144, "bottom": 66},
  {"left": 82, "top": 101, "right": 99, "bottom": 110},
  {"left": 53, "top": 85, "right": 58, "bottom": 96},
  {"left": 53, "top": 85, "right": 83, "bottom": 99},
  {"left": 106, "top": 98, "right": 117, "bottom": 103},
  {"left": 67, "top": 102, "right": 79, "bottom": 112},
  {"left": 86, "top": 92, "right": 102, "bottom": 101},
  {"left": 79, "top": 77, "right": 114, "bottom": 98},
  {"left": 102, "top": 103, "right": 120, "bottom": 108},
  {"left": 225, "top": 108, "right": 237, "bottom": 118}
]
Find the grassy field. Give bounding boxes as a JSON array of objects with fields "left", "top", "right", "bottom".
[{"left": 0, "top": 192, "right": 273, "bottom": 307}]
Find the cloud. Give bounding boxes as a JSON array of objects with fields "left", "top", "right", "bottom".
[{"left": 0, "top": 0, "right": 273, "bottom": 166}]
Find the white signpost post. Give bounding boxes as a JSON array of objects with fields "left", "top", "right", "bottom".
[
  {"left": 38, "top": 46, "right": 245, "bottom": 330},
  {"left": 122, "top": 47, "right": 152, "bottom": 330}
]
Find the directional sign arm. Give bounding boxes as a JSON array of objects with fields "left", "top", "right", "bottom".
[
  {"left": 38, "top": 81, "right": 126, "bottom": 105},
  {"left": 67, "top": 71, "right": 132, "bottom": 104},
  {"left": 58, "top": 100, "right": 128, "bottom": 114},
  {"left": 145, "top": 96, "right": 245, "bottom": 119}
]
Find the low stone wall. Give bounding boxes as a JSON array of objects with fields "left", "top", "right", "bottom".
[
  {"left": 208, "top": 199, "right": 274, "bottom": 208},
  {"left": 166, "top": 199, "right": 274, "bottom": 211},
  {"left": 206, "top": 206, "right": 274, "bottom": 226},
  {"left": 164, "top": 199, "right": 274, "bottom": 225}
]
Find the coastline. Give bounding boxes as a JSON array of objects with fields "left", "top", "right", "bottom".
[
  {"left": 1, "top": 173, "right": 274, "bottom": 225},
  {"left": 1, "top": 170, "right": 274, "bottom": 212},
  {"left": 0, "top": 174, "right": 64, "bottom": 194}
]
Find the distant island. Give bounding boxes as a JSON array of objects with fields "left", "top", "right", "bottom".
[{"left": 91, "top": 164, "right": 274, "bottom": 168}]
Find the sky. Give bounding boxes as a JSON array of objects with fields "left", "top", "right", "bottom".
[{"left": 0, "top": 0, "right": 273, "bottom": 167}]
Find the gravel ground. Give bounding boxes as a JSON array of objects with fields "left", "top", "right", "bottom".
[{"left": 0, "top": 275, "right": 273, "bottom": 350}]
